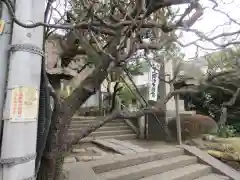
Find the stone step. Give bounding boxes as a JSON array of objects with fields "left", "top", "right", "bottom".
[
  {"left": 63, "top": 162, "right": 100, "bottom": 180},
  {"left": 71, "top": 119, "right": 121, "bottom": 123},
  {"left": 70, "top": 123, "right": 127, "bottom": 129},
  {"left": 88, "top": 148, "right": 184, "bottom": 174},
  {"left": 98, "top": 155, "right": 197, "bottom": 180},
  {"left": 69, "top": 130, "right": 134, "bottom": 137},
  {"left": 194, "top": 174, "right": 230, "bottom": 180},
  {"left": 72, "top": 116, "right": 99, "bottom": 120},
  {"left": 71, "top": 119, "right": 99, "bottom": 124},
  {"left": 72, "top": 117, "right": 122, "bottom": 122},
  {"left": 139, "top": 164, "right": 212, "bottom": 180},
  {"left": 70, "top": 121, "right": 126, "bottom": 126},
  {"left": 90, "top": 130, "right": 133, "bottom": 137},
  {"left": 81, "top": 134, "right": 137, "bottom": 142},
  {"left": 69, "top": 125, "right": 131, "bottom": 132},
  {"left": 92, "top": 139, "right": 148, "bottom": 155}
]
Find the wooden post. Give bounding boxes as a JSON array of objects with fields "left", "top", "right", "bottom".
[{"left": 174, "top": 94, "right": 182, "bottom": 145}]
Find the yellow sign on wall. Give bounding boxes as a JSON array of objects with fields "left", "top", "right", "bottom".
[
  {"left": 9, "top": 87, "right": 39, "bottom": 121},
  {"left": 0, "top": 20, "right": 5, "bottom": 35}
]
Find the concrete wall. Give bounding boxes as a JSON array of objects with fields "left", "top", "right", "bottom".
[
  {"left": 146, "top": 112, "right": 166, "bottom": 140},
  {"left": 82, "top": 92, "right": 100, "bottom": 108}
]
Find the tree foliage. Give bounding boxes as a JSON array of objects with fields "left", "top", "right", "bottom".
[
  {"left": 205, "top": 46, "right": 240, "bottom": 73},
  {"left": 181, "top": 54, "right": 240, "bottom": 132}
]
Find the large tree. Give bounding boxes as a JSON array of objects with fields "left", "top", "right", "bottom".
[
  {"left": 3, "top": 0, "right": 240, "bottom": 179},
  {"left": 40, "top": 0, "right": 240, "bottom": 179},
  {"left": 40, "top": 0, "right": 203, "bottom": 179}
]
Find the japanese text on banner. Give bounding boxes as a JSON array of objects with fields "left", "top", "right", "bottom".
[{"left": 10, "top": 87, "right": 39, "bottom": 121}]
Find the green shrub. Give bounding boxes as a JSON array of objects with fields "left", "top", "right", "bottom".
[{"left": 217, "top": 125, "right": 237, "bottom": 138}]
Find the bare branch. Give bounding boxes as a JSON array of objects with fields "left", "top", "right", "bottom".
[
  {"left": 65, "top": 83, "right": 204, "bottom": 151},
  {"left": 223, "top": 88, "right": 240, "bottom": 107},
  {"left": 163, "top": 86, "right": 199, "bottom": 104},
  {"left": 181, "top": 3, "right": 204, "bottom": 28},
  {"left": 45, "top": 0, "right": 56, "bottom": 23},
  {"left": 2, "top": 0, "right": 200, "bottom": 32},
  {"left": 145, "top": 0, "right": 197, "bottom": 17},
  {"left": 203, "top": 83, "right": 235, "bottom": 95},
  {"left": 206, "top": 70, "right": 237, "bottom": 82}
]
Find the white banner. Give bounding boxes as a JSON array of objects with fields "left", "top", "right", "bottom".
[{"left": 148, "top": 61, "right": 160, "bottom": 101}]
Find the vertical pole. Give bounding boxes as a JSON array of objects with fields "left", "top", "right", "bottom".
[
  {"left": 0, "top": 1, "right": 13, "bottom": 124},
  {"left": 1, "top": 0, "right": 44, "bottom": 179},
  {"left": 138, "top": 116, "right": 145, "bottom": 139},
  {"left": 98, "top": 90, "right": 103, "bottom": 115},
  {"left": 175, "top": 94, "right": 182, "bottom": 145},
  {"left": 0, "top": 2, "right": 14, "bottom": 179}
]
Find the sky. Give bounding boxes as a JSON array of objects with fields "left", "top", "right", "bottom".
[
  {"left": 178, "top": 0, "right": 240, "bottom": 59},
  {"left": 51, "top": 0, "right": 240, "bottom": 59}
]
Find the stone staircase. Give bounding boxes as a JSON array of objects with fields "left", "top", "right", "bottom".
[
  {"left": 64, "top": 116, "right": 240, "bottom": 180},
  {"left": 68, "top": 116, "right": 137, "bottom": 141},
  {"left": 64, "top": 138, "right": 240, "bottom": 180},
  {"left": 85, "top": 146, "right": 236, "bottom": 180}
]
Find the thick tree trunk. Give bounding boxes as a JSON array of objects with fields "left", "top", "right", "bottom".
[
  {"left": 37, "top": 110, "right": 119, "bottom": 180},
  {"left": 38, "top": 28, "right": 121, "bottom": 179},
  {"left": 37, "top": 156, "right": 56, "bottom": 180},
  {"left": 64, "top": 62, "right": 93, "bottom": 94},
  {"left": 37, "top": 153, "right": 65, "bottom": 180},
  {"left": 37, "top": 89, "right": 61, "bottom": 180},
  {"left": 53, "top": 115, "right": 119, "bottom": 179},
  {"left": 38, "top": 57, "right": 113, "bottom": 179}
]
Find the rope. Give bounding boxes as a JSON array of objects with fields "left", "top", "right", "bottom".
[
  {"left": 0, "top": 153, "right": 36, "bottom": 167},
  {"left": 9, "top": 44, "right": 44, "bottom": 56}
]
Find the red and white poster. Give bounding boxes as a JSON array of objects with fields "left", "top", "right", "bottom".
[{"left": 9, "top": 87, "right": 39, "bottom": 121}]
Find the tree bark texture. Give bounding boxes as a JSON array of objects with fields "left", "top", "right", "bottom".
[{"left": 38, "top": 34, "right": 120, "bottom": 178}]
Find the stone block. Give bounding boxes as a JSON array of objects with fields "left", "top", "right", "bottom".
[
  {"left": 64, "top": 156, "right": 77, "bottom": 163},
  {"left": 72, "top": 148, "right": 86, "bottom": 153}
]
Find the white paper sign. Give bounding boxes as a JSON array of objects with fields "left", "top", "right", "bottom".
[{"left": 148, "top": 61, "right": 160, "bottom": 101}]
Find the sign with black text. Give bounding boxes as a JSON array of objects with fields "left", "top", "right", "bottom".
[{"left": 148, "top": 61, "right": 160, "bottom": 101}]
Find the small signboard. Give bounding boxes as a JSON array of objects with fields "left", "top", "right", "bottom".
[
  {"left": 148, "top": 61, "right": 160, "bottom": 101},
  {"left": 9, "top": 87, "right": 39, "bottom": 122}
]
